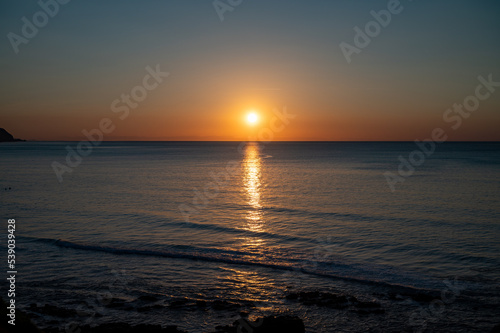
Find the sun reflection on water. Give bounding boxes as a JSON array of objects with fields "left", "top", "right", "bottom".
[
  {"left": 243, "top": 143, "right": 263, "bottom": 233},
  {"left": 216, "top": 267, "right": 274, "bottom": 303}
]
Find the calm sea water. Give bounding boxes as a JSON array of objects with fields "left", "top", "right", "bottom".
[{"left": 1, "top": 142, "right": 499, "bottom": 332}]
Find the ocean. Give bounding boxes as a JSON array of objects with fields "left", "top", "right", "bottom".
[{"left": 1, "top": 141, "right": 499, "bottom": 332}]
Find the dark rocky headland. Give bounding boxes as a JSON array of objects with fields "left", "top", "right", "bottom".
[{"left": 0, "top": 128, "right": 25, "bottom": 142}]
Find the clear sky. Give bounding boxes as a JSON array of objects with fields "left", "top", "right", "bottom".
[{"left": 1, "top": 0, "right": 499, "bottom": 141}]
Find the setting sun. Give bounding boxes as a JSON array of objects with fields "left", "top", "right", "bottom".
[{"left": 246, "top": 112, "right": 259, "bottom": 125}]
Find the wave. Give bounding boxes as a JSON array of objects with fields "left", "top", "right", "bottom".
[
  {"left": 261, "top": 206, "right": 466, "bottom": 229},
  {"left": 160, "top": 219, "right": 313, "bottom": 244},
  {"left": 20, "top": 235, "right": 442, "bottom": 293},
  {"left": 145, "top": 206, "right": 454, "bottom": 242},
  {"left": 263, "top": 206, "right": 407, "bottom": 223}
]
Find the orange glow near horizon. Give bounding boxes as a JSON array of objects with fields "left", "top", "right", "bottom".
[{"left": 2, "top": 96, "right": 500, "bottom": 141}]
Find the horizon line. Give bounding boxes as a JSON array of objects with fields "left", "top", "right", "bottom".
[{"left": 9, "top": 140, "right": 500, "bottom": 143}]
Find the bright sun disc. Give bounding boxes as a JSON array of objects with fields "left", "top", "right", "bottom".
[{"left": 246, "top": 112, "right": 258, "bottom": 125}]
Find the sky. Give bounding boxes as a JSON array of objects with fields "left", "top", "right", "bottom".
[{"left": 0, "top": 0, "right": 499, "bottom": 141}]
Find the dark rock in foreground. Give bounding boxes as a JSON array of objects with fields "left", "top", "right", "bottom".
[
  {"left": 45, "top": 323, "right": 187, "bottom": 333},
  {"left": 0, "top": 128, "right": 24, "bottom": 142},
  {"left": 43, "top": 316, "right": 305, "bottom": 333},
  {"left": 214, "top": 315, "right": 305, "bottom": 333}
]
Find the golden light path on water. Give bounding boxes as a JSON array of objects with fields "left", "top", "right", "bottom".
[
  {"left": 217, "top": 143, "right": 270, "bottom": 303},
  {"left": 243, "top": 143, "right": 263, "bottom": 228},
  {"left": 241, "top": 142, "right": 266, "bottom": 251},
  {"left": 229, "top": 142, "right": 276, "bottom": 304}
]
